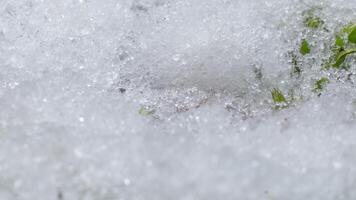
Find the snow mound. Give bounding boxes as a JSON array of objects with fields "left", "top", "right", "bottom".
[{"left": 1, "top": 0, "right": 356, "bottom": 199}]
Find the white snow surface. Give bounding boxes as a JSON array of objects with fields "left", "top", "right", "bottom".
[{"left": 1, "top": 0, "right": 356, "bottom": 199}]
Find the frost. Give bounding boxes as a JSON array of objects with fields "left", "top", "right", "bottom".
[{"left": 1, "top": 0, "right": 356, "bottom": 199}]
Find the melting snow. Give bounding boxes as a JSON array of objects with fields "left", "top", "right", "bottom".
[{"left": 1, "top": 0, "right": 356, "bottom": 199}]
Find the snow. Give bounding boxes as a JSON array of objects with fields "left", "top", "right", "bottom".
[{"left": 1, "top": 0, "right": 356, "bottom": 199}]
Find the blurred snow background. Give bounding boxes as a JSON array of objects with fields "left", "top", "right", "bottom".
[{"left": 1, "top": 0, "right": 356, "bottom": 199}]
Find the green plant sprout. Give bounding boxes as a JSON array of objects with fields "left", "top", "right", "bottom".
[
  {"left": 333, "top": 48, "right": 356, "bottom": 68},
  {"left": 271, "top": 88, "right": 287, "bottom": 103},
  {"left": 348, "top": 26, "right": 356, "bottom": 43},
  {"left": 271, "top": 88, "right": 289, "bottom": 110},
  {"left": 304, "top": 16, "right": 324, "bottom": 29},
  {"left": 300, "top": 39, "right": 311, "bottom": 55},
  {"left": 272, "top": 11, "right": 356, "bottom": 112},
  {"left": 302, "top": 7, "right": 324, "bottom": 29},
  {"left": 342, "top": 23, "right": 356, "bottom": 34},
  {"left": 335, "top": 35, "right": 345, "bottom": 47},
  {"left": 271, "top": 88, "right": 288, "bottom": 110},
  {"left": 323, "top": 23, "right": 356, "bottom": 68},
  {"left": 314, "top": 77, "right": 329, "bottom": 93}
]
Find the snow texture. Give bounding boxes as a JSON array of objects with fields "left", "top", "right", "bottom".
[{"left": 1, "top": 0, "right": 356, "bottom": 199}]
